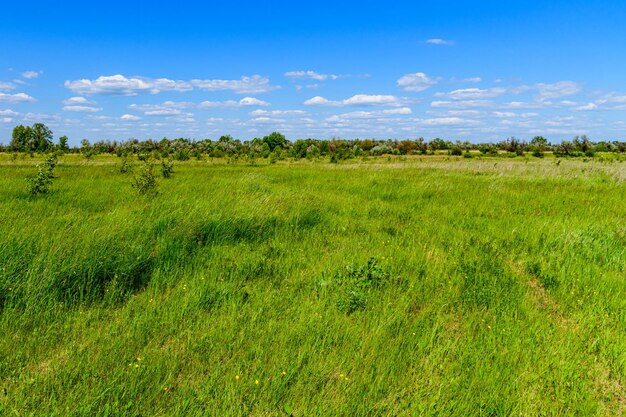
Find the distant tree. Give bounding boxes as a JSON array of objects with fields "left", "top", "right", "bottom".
[
  {"left": 573, "top": 135, "right": 591, "bottom": 153},
  {"left": 58, "top": 135, "right": 69, "bottom": 152},
  {"left": 31, "top": 123, "right": 54, "bottom": 152},
  {"left": 530, "top": 136, "right": 549, "bottom": 148},
  {"left": 530, "top": 136, "right": 548, "bottom": 157},
  {"left": 429, "top": 138, "right": 451, "bottom": 151},
  {"left": 11, "top": 125, "right": 33, "bottom": 152},
  {"left": 262, "top": 132, "right": 287, "bottom": 152}
]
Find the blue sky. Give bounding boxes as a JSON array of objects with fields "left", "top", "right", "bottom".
[{"left": 1, "top": 1, "right": 626, "bottom": 145}]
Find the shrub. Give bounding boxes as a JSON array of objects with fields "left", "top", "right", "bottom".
[
  {"left": 449, "top": 147, "right": 463, "bottom": 156},
  {"left": 132, "top": 162, "right": 159, "bottom": 196},
  {"left": 26, "top": 154, "right": 57, "bottom": 195},
  {"left": 161, "top": 160, "right": 174, "bottom": 178},
  {"left": 119, "top": 157, "right": 132, "bottom": 174}
]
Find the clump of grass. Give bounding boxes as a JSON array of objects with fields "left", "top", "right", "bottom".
[
  {"left": 26, "top": 154, "right": 57, "bottom": 195},
  {"left": 331, "top": 258, "right": 390, "bottom": 314}
]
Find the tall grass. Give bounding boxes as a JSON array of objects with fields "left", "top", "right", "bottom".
[{"left": 0, "top": 154, "right": 624, "bottom": 415}]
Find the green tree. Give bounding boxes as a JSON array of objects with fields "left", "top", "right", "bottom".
[
  {"left": 31, "top": 123, "right": 54, "bottom": 152},
  {"left": 58, "top": 136, "right": 69, "bottom": 152},
  {"left": 262, "top": 132, "right": 287, "bottom": 152},
  {"left": 10, "top": 125, "right": 33, "bottom": 152}
]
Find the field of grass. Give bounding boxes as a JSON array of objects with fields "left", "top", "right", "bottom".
[{"left": 0, "top": 154, "right": 624, "bottom": 416}]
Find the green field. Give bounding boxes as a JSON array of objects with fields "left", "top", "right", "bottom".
[{"left": 0, "top": 154, "right": 624, "bottom": 416}]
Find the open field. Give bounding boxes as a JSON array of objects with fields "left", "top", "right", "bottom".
[{"left": 0, "top": 154, "right": 625, "bottom": 416}]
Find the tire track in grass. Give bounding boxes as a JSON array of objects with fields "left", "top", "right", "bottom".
[{"left": 509, "top": 259, "right": 625, "bottom": 416}]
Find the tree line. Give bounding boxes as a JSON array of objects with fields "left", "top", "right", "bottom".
[{"left": 3, "top": 123, "right": 626, "bottom": 160}]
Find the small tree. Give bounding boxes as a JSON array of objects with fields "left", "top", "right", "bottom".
[{"left": 27, "top": 155, "right": 57, "bottom": 195}]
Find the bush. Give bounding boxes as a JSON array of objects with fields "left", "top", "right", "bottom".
[
  {"left": 119, "top": 157, "right": 132, "bottom": 174},
  {"left": 26, "top": 155, "right": 57, "bottom": 195},
  {"left": 132, "top": 162, "right": 159, "bottom": 196},
  {"left": 449, "top": 147, "right": 463, "bottom": 156},
  {"left": 161, "top": 160, "right": 174, "bottom": 178}
]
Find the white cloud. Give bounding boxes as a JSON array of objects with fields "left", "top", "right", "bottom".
[
  {"left": 22, "top": 70, "right": 42, "bottom": 79},
  {"left": 420, "top": 117, "right": 469, "bottom": 125},
  {"left": 344, "top": 94, "right": 402, "bottom": 106},
  {"left": 63, "top": 105, "right": 102, "bottom": 112},
  {"left": 63, "top": 96, "right": 92, "bottom": 105},
  {"left": 121, "top": 114, "right": 141, "bottom": 121},
  {"left": 198, "top": 97, "right": 269, "bottom": 108},
  {"left": 0, "top": 92, "right": 35, "bottom": 103},
  {"left": 462, "top": 77, "right": 482, "bottom": 83},
  {"left": 190, "top": 75, "right": 275, "bottom": 94},
  {"left": 251, "top": 117, "right": 287, "bottom": 124},
  {"left": 305, "top": 94, "right": 405, "bottom": 107},
  {"left": 249, "top": 109, "right": 307, "bottom": 116},
  {"left": 0, "top": 109, "right": 19, "bottom": 116},
  {"left": 535, "top": 81, "right": 582, "bottom": 100},
  {"left": 572, "top": 92, "right": 626, "bottom": 111},
  {"left": 0, "top": 82, "right": 16, "bottom": 91},
  {"left": 65, "top": 75, "right": 193, "bottom": 95},
  {"left": 575, "top": 103, "right": 598, "bottom": 111},
  {"left": 284, "top": 71, "right": 341, "bottom": 81},
  {"left": 493, "top": 111, "right": 516, "bottom": 118},
  {"left": 397, "top": 72, "right": 438, "bottom": 92},
  {"left": 326, "top": 107, "right": 412, "bottom": 121},
  {"left": 129, "top": 101, "right": 193, "bottom": 116},
  {"left": 425, "top": 38, "right": 455, "bottom": 45},
  {"left": 304, "top": 96, "right": 333, "bottom": 106},
  {"left": 431, "top": 100, "right": 494, "bottom": 109},
  {"left": 438, "top": 87, "right": 508, "bottom": 100}
]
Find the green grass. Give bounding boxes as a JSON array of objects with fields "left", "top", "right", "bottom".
[{"left": 0, "top": 154, "right": 624, "bottom": 416}]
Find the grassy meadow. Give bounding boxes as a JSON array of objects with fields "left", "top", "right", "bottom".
[{"left": 0, "top": 154, "right": 624, "bottom": 416}]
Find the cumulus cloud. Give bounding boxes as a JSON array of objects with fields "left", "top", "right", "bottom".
[
  {"left": 573, "top": 92, "right": 626, "bottom": 111},
  {"left": 121, "top": 114, "right": 141, "bottom": 121},
  {"left": 128, "top": 101, "right": 193, "bottom": 116},
  {"left": 198, "top": 97, "right": 269, "bottom": 108},
  {"left": 22, "top": 70, "right": 42, "bottom": 79},
  {"left": 63, "top": 96, "right": 92, "bottom": 105},
  {"left": 437, "top": 87, "right": 508, "bottom": 100},
  {"left": 0, "top": 109, "right": 19, "bottom": 116},
  {"left": 284, "top": 70, "right": 342, "bottom": 81},
  {"left": 65, "top": 75, "right": 193, "bottom": 95},
  {"left": 397, "top": 72, "right": 438, "bottom": 92},
  {"left": 249, "top": 109, "right": 307, "bottom": 116},
  {"left": 251, "top": 117, "right": 287, "bottom": 124},
  {"left": 304, "top": 96, "right": 333, "bottom": 106},
  {"left": 0, "top": 92, "right": 35, "bottom": 103},
  {"left": 535, "top": 81, "right": 582, "bottom": 100},
  {"left": 431, "top": 100, "right": 494, "bottom": 109},
  {"left": 63, "top": 105, "right": 102, "bottom": 112},
  {"left": 305, "top": 94, "right": 406, "bottom": 107},
  {"left": 0, "top": 82, "right": 16, "bottom": 91},
  {"left": 419, "top": 117, "right": 470, "bottom": 125},
  {"left": 326, "top": 107, "right": 412, "bottom": 122},
  {"left": 190, "top": 75, "right": 275, "bottom": 94}
]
